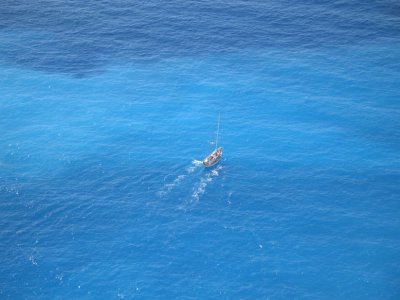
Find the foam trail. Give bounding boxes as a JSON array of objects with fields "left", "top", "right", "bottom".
[
  {"left": 187, "top": 160, "right": 203, "bottom": 173},
  {"left": 191, "top": 165, "right": 223, "bottom": 201},
  {"left": 158, "top": 160, "right": 203, "bottom": 197}
]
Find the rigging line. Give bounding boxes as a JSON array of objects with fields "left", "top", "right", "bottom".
[{"left": 216, "top": 113, "right": 220, "bottom": 149}]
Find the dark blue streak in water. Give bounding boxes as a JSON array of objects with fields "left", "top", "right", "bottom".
[
  {"left": 1, "top": 1, "right": 400, "bottom": 300},
  {"left": 0, "top": 0, "right": 399, "bottom": 75}
]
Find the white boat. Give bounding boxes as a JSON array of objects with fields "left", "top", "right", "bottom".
[
  {"left": 203, "top": 115, "right": 223, "bottom": 167},
  {"left": 203, "top": 147, "right": 223, "bottom": 167}
]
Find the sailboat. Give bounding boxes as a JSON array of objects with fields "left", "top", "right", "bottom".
[{"left": 203, "top": 114, "right": 223, "bottom": 167}]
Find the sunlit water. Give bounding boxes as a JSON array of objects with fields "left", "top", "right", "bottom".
[{"left": 1, "top": 1, "right": 400, "bottom": 299}]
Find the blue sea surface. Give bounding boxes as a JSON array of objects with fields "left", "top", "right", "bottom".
[{"left": 1, "top": 1, "right": 400, "bottom": 299}]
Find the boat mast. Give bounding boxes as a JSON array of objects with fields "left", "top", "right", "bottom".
[{"left": 215, "top": 113, "right": 220, "bottom": 149}]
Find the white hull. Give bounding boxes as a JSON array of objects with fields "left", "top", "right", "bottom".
[{"left": 203, "top": 147, "right": 223, "bottom": 167}]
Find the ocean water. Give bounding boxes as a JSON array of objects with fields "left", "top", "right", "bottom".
[{"left": 1, "top": 1, "right": 400, "bottom": 299}]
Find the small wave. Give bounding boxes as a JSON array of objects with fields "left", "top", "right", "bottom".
[
  {"left": 29, "top": 255, "right": 38, "bottom": 266},
  {"left": 158, "top": 160, "right": 203, "bottom": 197},
  {"left": 187, "top": 160, "right": 203, "bottom": 173},
  {"left": 192, "top": 165, "right": 223, "bottom": 201},
  {"left": 166, "top": 175, "right": 186, "bottom": 191}
]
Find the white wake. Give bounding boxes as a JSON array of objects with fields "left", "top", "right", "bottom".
[
  {"left": 157, "top": 160, "right": 203, "bottom": 197},
  {"left": 191, "top": 165, "right": 223, "bottom": 201}
]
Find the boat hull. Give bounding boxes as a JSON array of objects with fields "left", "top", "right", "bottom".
[{"left": 203, "top": 147, "right": 223, "bottom": 167}]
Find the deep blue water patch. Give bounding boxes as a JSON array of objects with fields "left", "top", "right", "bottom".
[{"left": 0, "top": 0, "right": 399, "bottom": 75}]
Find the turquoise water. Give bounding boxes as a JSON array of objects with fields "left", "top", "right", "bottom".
[{"left": 1, "top": 1, "right": 400, "bottom": 299}]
